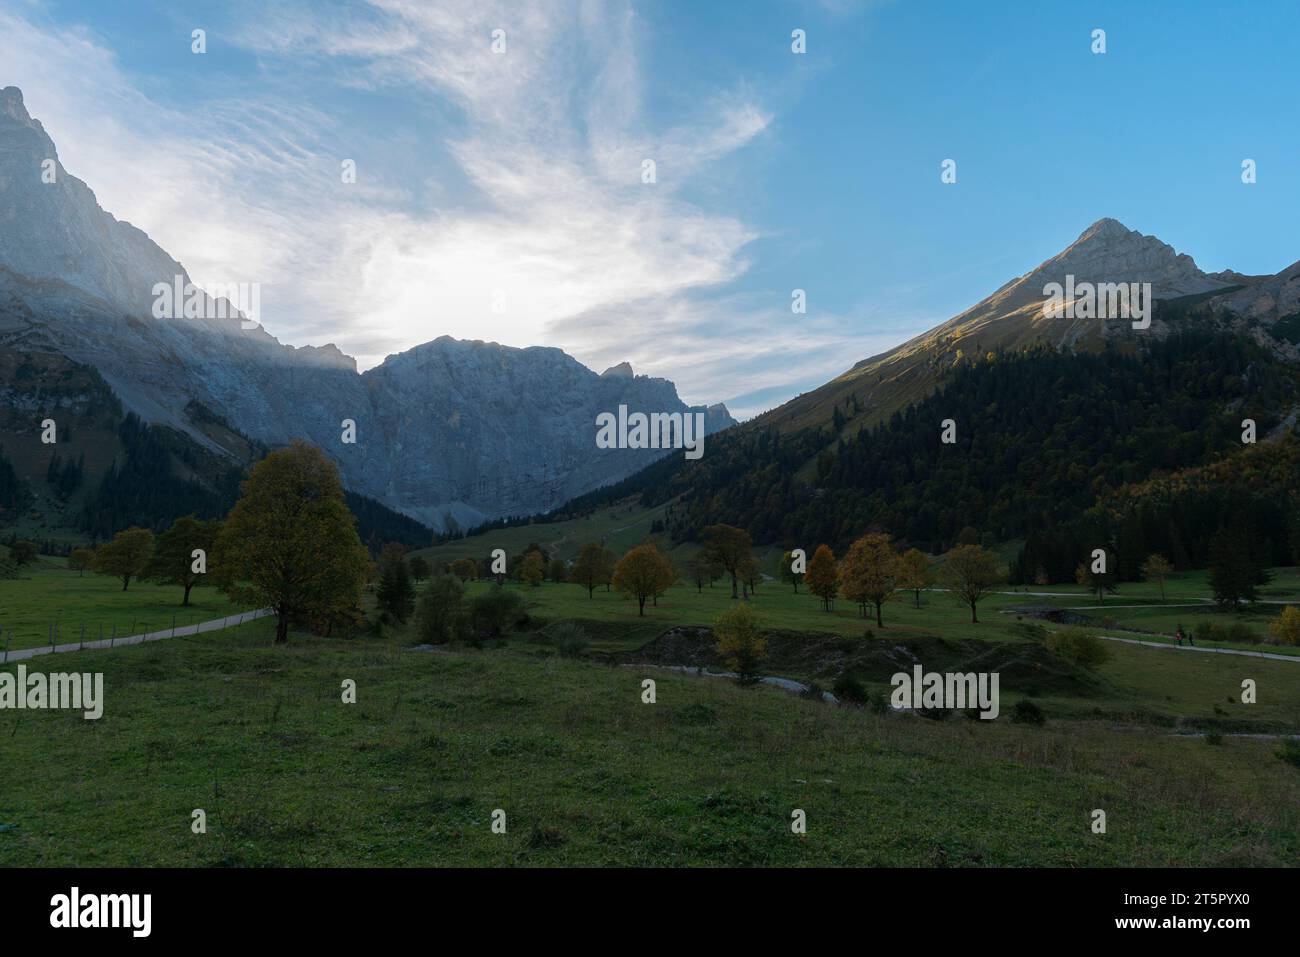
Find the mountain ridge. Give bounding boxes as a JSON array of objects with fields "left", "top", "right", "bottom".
[{"left": 0, "top": 86, "right": 734, "bottom": 530}]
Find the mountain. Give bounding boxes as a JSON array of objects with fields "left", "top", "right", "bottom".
[
  {"left": 760, "top": 218, "right": 1297, "bottom": 437},
  {"left": 0, "top": 86, "right": 734, "bottom": 531},
  {"left": 558, "top": 219, "right": 1300, "bottom": 571}
]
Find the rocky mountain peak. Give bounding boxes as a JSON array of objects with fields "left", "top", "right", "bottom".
[
  {"left": 1, "top": 86, "right": 32, "bottom": 123},
  {"left": 1028, "top": 217, "right": 1225, "bottom": 299},
  {"left": 601, "top": 361, "right": 634, "bottom": 378}
]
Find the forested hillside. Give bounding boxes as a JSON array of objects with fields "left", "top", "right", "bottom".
[{"left": 560, "top": 331, "right": 1299, "bottom": 579}]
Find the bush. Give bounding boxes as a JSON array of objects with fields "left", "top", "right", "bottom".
[
  {"left": 414, "top": 575, "right": 465, "bottom": 644},
  {"left": 1010, "top": 700, "right": 1046, "bottom": 725},
  {"left": 1046, "top": 627, "right": 1111, "bottom": 669},
  {"left": 468, "top": 586, "right": 526, "bottom": 639},
  {"left": 800, "top": 682, "right": 826, "bottom": 703},
  {"left": 1194, "top": 620, "right": 1222, "bottom": 643},
  {"left": 548, "top": 621, "right": 589, "bottom": 658},
  {"left": 1268, "top": 606, "right": 1300, "bottom": 646},
  {"left": 1204, "top": 732, "right": 1224, "bottom": 746},
  {"left": 1226, "top": 622, "right": 1258, "bottom": 644},
  {"left": 1276, "top": 740, "right": 1300, "bottom": 769},
  {"left": 712, "top": 605, "right": 766, "bottom": 684},
  {"left": 832, "top": 672, "right": 869, "bottom": 705}
]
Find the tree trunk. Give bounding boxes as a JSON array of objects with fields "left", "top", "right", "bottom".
[
  {"left": 969, "top": 601, "right": 978, "bottom": 624},
  {"left": 730, "top": 572, "right": 738, "bottom": 599},
  {"left": 275, "top": 613, "right": 289, "bottom": 643},
  {"left": 121, "top": 576, "right": 130, "bottom": 591},
  {"left": 637, "top": 596, "right": 646, "bottom": 616},
  {"left": 183, "top": 583, "right": 193, "bottom": 606},
  {"left": 875, "top": 602, "right": 883, "bottom": 627}
]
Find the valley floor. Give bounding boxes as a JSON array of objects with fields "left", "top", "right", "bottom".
[{"left": 1, "top": 562, "right": 1297, "bottom": 866}]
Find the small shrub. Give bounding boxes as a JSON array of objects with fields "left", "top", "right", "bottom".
[
  {"left": 1204, "top": 732, "right": 1224, "bottom": 746},
  {"left": 1010, "top": 700, "right": 1045, "bottom": 725},
  {"left": 1226, "top": 622, "right": 1258, "bottom": 644},
  {"left": 1195, "top": 620, "right": 1222, "bottom": 643},
  {"left": 832, "top": 672, "right": 869, "bottom": 705},
  {"left": 549, "top": 621, "right": 589, "bottom": 658},
  {"left": 1046, "top": 627, "right": 1111, "bottom": 669},
  {"left": 1276, "top": 740, "right": 1300, "bottom": 769},
  {"left": 862, "top": 628, "right": 874, "bottom": 640},
  {"left": 801, "top": 682, "right": 826, "bottom": 703},
  {"left": 414, "top": 575, "right": 465, "bottom": 644},
  {"left": 468, "top": 586, "right": 526, "bottom": 638},
  {"left": 868, "top": 691, "right": 891, "bottom": 714}
]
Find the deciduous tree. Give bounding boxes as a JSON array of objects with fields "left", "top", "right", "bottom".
[
  {"left": 612, "top": 545, "right": 674, "bottom": 616},
  {"left": 896, "top": 547, "right": 932, "bottom": 608},
  {"left": 839, "top": 533, "right": 900, "bottom": 626},
  {"left": 68, "top": 548, "right": 95, "bottom": 577},
  {"left": 1140, "top": 553, "right": 1172, "bottom": 602},
  {"left": 780, "top": 550, "right": 804, "bottom": 593},
  {"left": 145, "top": 514, "right": 220, "bottom": 605},
  {"left": 806, "top": 544, "right": 838, "bottom": 611},
  {"left": 940, "top": 544, "right": 1002, "bottom": 624},
  {"left": 214, "top": 441, "right": 369, "bottom": 643},
  {"left": 702, "top": 523, "right": 753, "bottom": 600},
  {"left": 92, "top": 527, "right": 155, "bottom": 591}
]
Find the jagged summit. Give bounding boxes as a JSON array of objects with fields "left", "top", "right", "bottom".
[
  {"left": 1025, "top": 217, "right": 1223, "bottom": 299},
  {"left": 601, "top": 361, "right": 634, "bottom": 378},
  {"left": 1, "top": 86, "right": 31, "bottom": 123}
]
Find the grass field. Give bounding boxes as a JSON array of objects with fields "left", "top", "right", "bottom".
[
  {"left": 0, "top": 561, "right": 261, "bottom": 653},
  {"left": 2, "top": 556, "right": 1298, "bottom": 867},
  {"left": 1, "top": 620, "right": 1296, "bottom": 867}
]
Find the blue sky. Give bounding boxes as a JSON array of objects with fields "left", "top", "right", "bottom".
[{"left": 2, "top": 0, "right": 1297, "bottom": 417}]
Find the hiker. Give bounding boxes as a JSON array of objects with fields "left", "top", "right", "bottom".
[{"left": 1175, "top": 624, "right": 1184, "bottom": 646}]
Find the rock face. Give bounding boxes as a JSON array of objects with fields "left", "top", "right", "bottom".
[{"left": 0, "top": 86, "right": 734, "bottom": 528}]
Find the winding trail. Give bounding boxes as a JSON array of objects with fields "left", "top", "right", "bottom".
[{"left": 0, "top": 609, "right": 274, "bottom": 663}]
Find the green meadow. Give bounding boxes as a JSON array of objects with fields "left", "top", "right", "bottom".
[
  {"left": 1, "top": 554, "right": 1298, "bottom": 867},
  {"left": 0, "top": 561, "right": 261, "bottom": 654}
]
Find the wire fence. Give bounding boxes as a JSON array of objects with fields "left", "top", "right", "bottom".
[{"left": 0, "top": 607, "right": 274, "bottom": 663}]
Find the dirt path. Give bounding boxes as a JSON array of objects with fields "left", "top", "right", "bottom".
[
  {"left": 1097, "top": 634, "right": 1300, "bottom": 663},
  {"left": 0, "top": 609, "right": 274, "bottom": 663}
]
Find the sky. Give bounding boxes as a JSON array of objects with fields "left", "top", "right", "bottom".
[{"left": 1, "top": 0, "right": 1298, "bottom": 418}]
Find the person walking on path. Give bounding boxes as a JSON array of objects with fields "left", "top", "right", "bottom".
[{"left": 1175, "top": 624, "right": 1185, "bottom": 646}]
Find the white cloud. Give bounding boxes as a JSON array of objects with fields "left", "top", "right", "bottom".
[{"left": 0, "top": 0, "right": 889, "bottom": 413}]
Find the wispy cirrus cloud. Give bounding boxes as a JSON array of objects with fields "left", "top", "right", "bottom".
[{"left": 0, "top": 0, "right": 892, "bottom": 416}]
